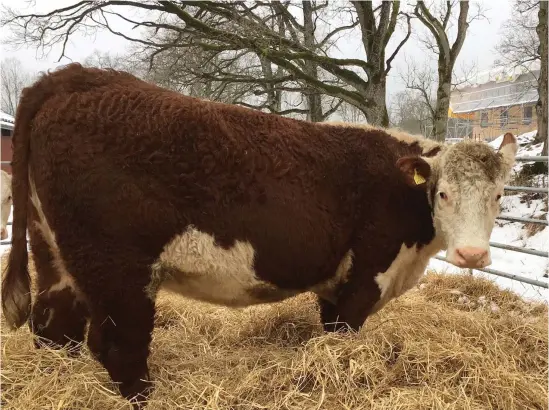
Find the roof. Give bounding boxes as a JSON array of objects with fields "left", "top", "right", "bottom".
[
  {"left": 455, "top": 60, "right": 540, "bottom": 90},
  {"left": 450, "top": 87, "right": 538, "bottom": 114},
  {"left": 0, "top": 111, "right": 15, "bottom": 130}
]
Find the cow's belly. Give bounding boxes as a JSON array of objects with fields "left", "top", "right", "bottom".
[
  {"left": 147, "top": 225, "right": 354, "bottom": 307},
  {"left": 159, "top": 269, "right": 298, "bottom": 307},
  {"left": 148, "top": 225, "right": 300, "bottom": 306}
]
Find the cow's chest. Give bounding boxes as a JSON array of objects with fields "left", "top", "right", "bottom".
[{"left": 371, "top": 241, "right": 441, "bottom": 313}]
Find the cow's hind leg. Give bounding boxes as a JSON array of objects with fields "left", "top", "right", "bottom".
[
  {"left": 28, "top": 224, "right": 89, "bottom": 353},
  {"left": 83, "top": 263, "right": 156, "bottom": 407}
]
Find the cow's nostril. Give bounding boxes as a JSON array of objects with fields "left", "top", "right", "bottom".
[{"left": 456, "top": 247, "right": 488, "bottom": 264}]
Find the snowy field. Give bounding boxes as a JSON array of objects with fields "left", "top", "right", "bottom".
[{"left": 1, "top": 130, "right": 547, "bottom": 302}]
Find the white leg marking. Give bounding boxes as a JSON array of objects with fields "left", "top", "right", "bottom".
[
  {"left": 29, "top": 173, "right": 84, "bottom": 303},
  {"left": 152, "top": 225, "right": 288, "bottom": 306}
]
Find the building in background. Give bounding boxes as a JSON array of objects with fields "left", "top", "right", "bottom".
[
  {"left": 1, "top": 111, "right": 14, "bottom": 173},
  {"left": 447, "top": 61, "right": 539, "bottom": 142}
]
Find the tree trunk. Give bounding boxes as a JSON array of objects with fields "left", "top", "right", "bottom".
[
  {"left": 432, "top": 69, "right": 452, "bottom": 142},
  {"left": 536, "top": 0, "right": 548, "bottom": 155},
  {"left": 259, "top": 57, "right": 282, "bottom": 113},
  {"left": 363, "top": 81, "right": 389, "bottom": 127},
  {"left": 302, "top": 1, "right": 323, "bottom": 122}
]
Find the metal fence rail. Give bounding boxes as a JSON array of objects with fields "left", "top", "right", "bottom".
[
  {"left": 434, "top": 255, "right": 548, "bottom": 288},
  {"left": 497, "top": 215, "right": 547, "bottom": 225},
  {"left": 515, "top": 156, "right": 548, "bottom": 162},
  {"left": 504, "top": 186, "right": 548, "bottom": 193}
]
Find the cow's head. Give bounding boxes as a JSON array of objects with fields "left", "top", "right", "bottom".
[
  {"left": 1, "top": 170, "right": 12, "bottom": 240},
  {"left": 397, "top": 133, "right": 518, "bottom": 269}
]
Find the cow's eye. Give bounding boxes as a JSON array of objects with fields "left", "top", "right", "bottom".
[
  {"left": 7, "top": 196, "right": 11, "bottom": 201},
  {"left": 439, "top": 192, "right": 447, "bottom": 200},
  {"left": 496, "top": 194, "right": 502, "bottom": 201}
]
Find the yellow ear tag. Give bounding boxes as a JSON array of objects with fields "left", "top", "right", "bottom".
[{"left": 413, "top": 168, "right": 426, "bottom": 185}]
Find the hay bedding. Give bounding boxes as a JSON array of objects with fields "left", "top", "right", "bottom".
[{"left": 1, "top": 254, "right": 547, "bottom": 410}]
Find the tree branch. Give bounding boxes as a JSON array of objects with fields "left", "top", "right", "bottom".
[
  {"left": 385, "top": 13, "right": 411, "bottom": 75},
  {"left": 450, "top": 1, "right": 470, "bottom": 65}
]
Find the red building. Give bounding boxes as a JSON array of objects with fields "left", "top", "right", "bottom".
[{"left": 1, "top": 111, "right": 14, "bottom": 174}]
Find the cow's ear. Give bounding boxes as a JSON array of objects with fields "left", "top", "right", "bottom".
[
  {"left": 396, "top": 156, "right": 431, "bottom": 190},
  {"left": 498, "top": 132, "right": 518, "bottom": 178}
]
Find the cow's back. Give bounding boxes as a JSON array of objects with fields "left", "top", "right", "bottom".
[{"left": 27, "top": 65, "right": 361, "bottom": 293}]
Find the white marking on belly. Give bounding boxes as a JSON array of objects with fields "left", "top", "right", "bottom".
[
  {"left": 29, "top": 173, "right": 84, "bottom": 303},
  {"left": 372, "top": 239, "right": 442, "bottom": 313},
  {"left": 150, "top": 225, "right": 286, "bottom": 307}
]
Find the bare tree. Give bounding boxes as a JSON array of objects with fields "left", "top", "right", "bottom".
[
  {"left": 400, "top": 60, "right": 437, "bottom": 132},
  {"left": 390, "top": 89, "right": 433, "bottom": 134},
  {"left": 497, "top": 0, "right": 547, "bottom": 153},
  {"left": 497, "top": 0, "right": 540, "bottom": 68},
  {"left": 1, "top": 1, "right": 412, "bottom": 126},
  {"left": 0, "top": 57, "right": 35, "bottom": 116},
  {"left": 413, "top": 1, "right": 481, "bottom": 141},
  {"left": 400, "top": 57, "right": 476, "bottom": 138},
  {"left": 129, "top": 5, "right": 305, "bottom": 115},
  {"left": 83, "top": 50, "right": 140, "bottom": 73},
  {"left": 336, "top": 101, "right": 367, "bottom": 123},
  {"left": 536, "top": 1, "right": 547, "bottom": 155}
]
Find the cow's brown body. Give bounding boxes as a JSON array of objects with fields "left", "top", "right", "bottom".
[{"left": 2, "top": 64, "right": 465, "bottom": 406}]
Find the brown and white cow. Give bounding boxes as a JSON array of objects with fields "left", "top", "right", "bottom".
[
  {"left": 1, "top": 64, "right": 517, "bottom": 407},
  {"left": 1, "top": 169, "right": 12, "bottom": 240}
]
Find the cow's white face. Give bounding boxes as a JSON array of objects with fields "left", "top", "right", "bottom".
[
  {"left": 1, "top": 170, "right": 12, "bottom": 240},
  {"left": 397, "top": 133, "right": 518, "bottom": 269}
]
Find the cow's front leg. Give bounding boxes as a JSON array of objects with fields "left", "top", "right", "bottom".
[
  {"left": 317, "top": 297, "right": 352, "bottom": 333},
  {"left": 317, "top": 267, "right": 382, "bottom": 333},
  {"left": 87, "top": 295, "right": 155, "bottom": 408}
]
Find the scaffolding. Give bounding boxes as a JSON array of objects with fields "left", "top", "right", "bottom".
[{"left": 429, "top": 62, "right": 541, "bottom": 141}]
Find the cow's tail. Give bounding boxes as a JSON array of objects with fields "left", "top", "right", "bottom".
[{"left": 1, "top": 72, "right": 55, "bottom": 329}]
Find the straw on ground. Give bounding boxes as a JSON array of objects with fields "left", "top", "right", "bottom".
[{"left": 1, "top": 253, "right": 547, "bottom": 410}]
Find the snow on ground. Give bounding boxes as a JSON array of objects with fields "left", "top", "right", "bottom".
[{"left": 1, "top": 130, "right": 547, "bottom": 303}]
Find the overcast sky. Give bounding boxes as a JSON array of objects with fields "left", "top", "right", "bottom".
[{"left": 1, "top": 0, "right": 513, "bottom": 105}]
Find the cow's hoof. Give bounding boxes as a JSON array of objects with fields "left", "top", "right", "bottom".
[{"left": 120, "top": 378, "right": 153, "bottom": 408}]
